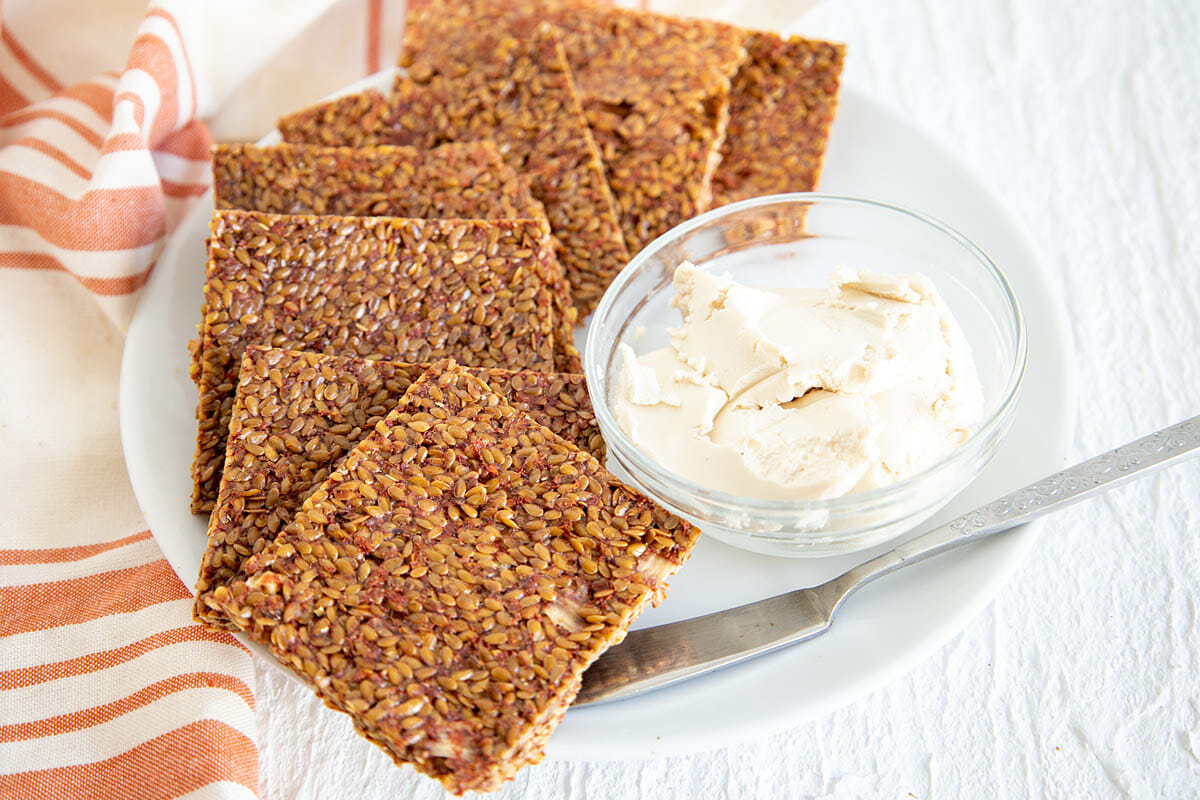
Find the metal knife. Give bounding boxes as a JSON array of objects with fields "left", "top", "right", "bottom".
[{"left": 576, "top": 414, "right": 1200, "bottom": 706}]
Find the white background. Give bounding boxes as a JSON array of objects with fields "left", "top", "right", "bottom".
[{"left": 256, "top": 1, "right": 1200, "bottom": 797}]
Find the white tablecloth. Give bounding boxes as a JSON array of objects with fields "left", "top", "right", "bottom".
[{"left": 256, "top": 1, "right": 1200, "bottom": 796}]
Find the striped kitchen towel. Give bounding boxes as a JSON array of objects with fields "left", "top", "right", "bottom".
[{"left": 0, "top": 1, "right": 402, "bottom": 797}]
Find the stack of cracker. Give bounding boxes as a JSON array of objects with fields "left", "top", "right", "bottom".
[
  {"left": 277, "top": 1, "right": 844, "bottom": 314},
  {"left": 203, "top": 358, "right": 694, "bottom": 791},
  {"left": 188, "top": 1, "right": 845, "bottom": 792}
]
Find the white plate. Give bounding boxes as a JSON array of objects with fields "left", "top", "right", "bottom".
[{"left": 119, "top": 74, "right": 1077, "bottom": 761}]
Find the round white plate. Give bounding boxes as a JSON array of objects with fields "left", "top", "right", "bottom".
[{"left": 120, "top": 75, "right": 1077, "bottom": 761}]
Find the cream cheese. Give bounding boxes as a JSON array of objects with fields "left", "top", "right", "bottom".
[{"left": 612, "top": 263, "right": 983, "bottom": 501}]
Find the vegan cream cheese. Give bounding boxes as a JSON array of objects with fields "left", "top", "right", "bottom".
[{"left": 612, "top": 263, "right": 984, "bottom": 501}]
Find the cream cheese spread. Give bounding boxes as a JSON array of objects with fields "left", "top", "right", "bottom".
[{"left": 612, "top": 262, "right": 984, "bottom": 501}]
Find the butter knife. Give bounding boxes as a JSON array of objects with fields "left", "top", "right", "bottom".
[{"left": 575, "top": 414, "right": 1200, "bottom": 706}]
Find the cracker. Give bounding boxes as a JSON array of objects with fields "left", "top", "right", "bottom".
[
  {"left": 712, "top": 32, "right": 846, "bottom": 206},
  {"left": 208, "top": 360, "right": 697, "bottom": 793},
  {"left": 202, "top": 141, "right": 581, "bottom": 379},
  {"left": 278, "top": 25, "right": 629, "bottom": 317},
  {"left": 585, "top": 90, "right": 731, "bottom": 253},
  {"left": 194, "top": 346, "right": 604, "bottom": 630},
  {"left": 190, "top": 211, "right": 561, "bottom": 512},
  {"left": 402, "top": 0, "right": 748, "bottom": 252},
  {"left": 403, "top": 0, "right": 743, "bottom": 105},
  {"left": 275, "top": 89, "right": 394, "bottom": 148},
  {"left": 212, "top": 141, "right": 544, "bottom": 220}
]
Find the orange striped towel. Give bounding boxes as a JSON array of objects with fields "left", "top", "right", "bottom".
[{"left": 0, "top": 2, "right": 402, "bottom": 797}]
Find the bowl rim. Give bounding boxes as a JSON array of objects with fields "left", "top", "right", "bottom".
[{"left": 582, "top": 191, "right": 1028, "bottom": 520}]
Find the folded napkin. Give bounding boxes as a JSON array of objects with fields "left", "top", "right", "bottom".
[{"left": 0, "top": 1, "right": 402, "bottom": 797}]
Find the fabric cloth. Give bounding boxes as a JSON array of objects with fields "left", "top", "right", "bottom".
[{"left": 0, "top": 2, "right": 403, "bottom": 797}]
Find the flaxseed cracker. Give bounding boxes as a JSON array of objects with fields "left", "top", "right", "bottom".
[
  {"left": 196, "top": 140, "right": 551, "bottom": 385},
  {"left": 551, "top": 3, "right": 747, "bottom": 254},
  {"left": 190, "top": 211, "right": 561, "bottom": 512},
  {"left": 402, "top": 0, "right": 748, "bottom": 253},
  {"left": 403, "top": 0, "right": 742, "bottom": 106},
  {"left": 712, "top": 32, "right": 846, "bottom": 206},
  {"left": 275, "top": 89, "right": 393, "bottom": 148},
  {"left": 194, "top": 346, "right": 604, "bottom": 630},
  {"left": 208, "top": 360, "right": 697, "bottom": 793},
  {"left": 212, "top": 141, "right": 543, "bottom": 220},
  {"left": 203, "top": 140, "right": 581, "bottom": 377},
  {"left": 278, "top": 24, "right": 629, "bottom": 317},
  {"left": 584, "top": 91, "right": 732, "bottom": 253}
]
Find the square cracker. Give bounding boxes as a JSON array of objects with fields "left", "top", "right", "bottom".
[
  {"left": 403, "top": 0, "right": 743, "bottom": 105},
  {"left": 712, "top": 32, "right": 846, "bottom": 206},
  {"left": 190, "top": 211, "right": 561, "bottom": 512},
  {"left": 198, "top": 140, "right": 580, "bottom": 385},
  {"left": 208, "top": 361, "right": 697, "bottom": 793},
  {"left": 583, "top": 91, "right": 731, "bottom": 253},
  {"left": 194, "top": 346, "right": 604, "bottom": 630},
  {"left": 212, "top": 140, "right": 543, "bottom": 221},
  {"left": 273, "top": 90, "right": 393, "bottom": 148},
  {"left": 278, "top": 25, "right": 629, "bottom": 318}
]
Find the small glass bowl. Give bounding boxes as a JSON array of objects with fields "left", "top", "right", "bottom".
[{"left": 583, "top": 193, "right": 1026, "bottom": 557}]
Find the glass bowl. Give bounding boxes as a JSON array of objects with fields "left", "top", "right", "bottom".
[{"left": 583, "top": 193, "right": 1026, "bottom": 557}]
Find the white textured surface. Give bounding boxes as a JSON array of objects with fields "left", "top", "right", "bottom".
[{"left": 256, "top": 1, "right": 1200, "bottom": 796}]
